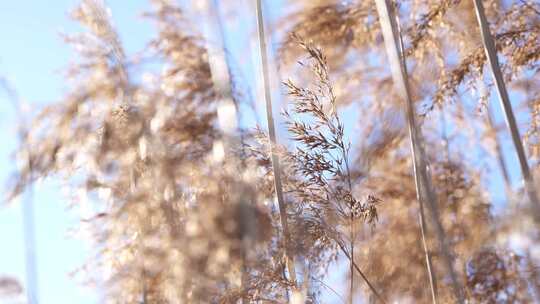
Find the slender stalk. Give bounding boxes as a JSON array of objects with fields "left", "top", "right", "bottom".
[
  {"left": 485, "top": 107, "right": 513, "bottom": 199},
  {"left": 311, "top": 277, "right": 346, "bottom": 304},
  {"left": 254, "top": 0, "right": 298, "bottom": 288},
  {"left": 335, "top": 239, "right": 386, "bottom": 304},
  {"left": 349, "top": 217, "right": 354, "bottom": 304},
  {"left": 317, "top": 216, "right": 385, "bottom": 302},
  {"left": 473, "top": 0, "right": 540, "bottom": 215},
  {"left": 141, "top": 270, "right": 148, "bottom": 304},
  {"left": 397, "top": 6, "right": 438, "bottom": 304},
  {"left": 198, "top": 1, "right": 253, "bottom": 301},
  {"left": 406, "top": 13, "right": 439, "bottom": 304},
  {"left": 374, "top": 1, "right": 464, "bottom": 302},
  {"left": 342, "top": 144, "right": 355, "bottom": 304},
  {"left": 1, "top": 78, "right": 39, "bottom": 304},
  {"left": 418, "top": 208, "right": 438, "bottom": 304},
  {"left": 422, "top": 106, "right": 441, "bottom": 301},
  {"left": 198, "top": 0, "right": 238, "bottom": 139}
]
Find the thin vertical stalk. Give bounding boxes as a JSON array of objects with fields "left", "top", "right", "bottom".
[
  {"left": 418, "top": 210, "right": 438, "bottom": 304},
  {"left": 399, "top": 7, "right": 438, "bottom": 304},
  {"left": 141, "top": 270, "right": 148, "bottom": 304},
  {"left": 22, "top": 186, "right": 38, "bottom": 304},
  {"left": 374, "top": 0, "right": 464, "bottom": 302},
  {"left": 198, "top": 0, "right": 238, "bottom": 141},
  {"left": 254, "top": 0, "right": 298, "bottom": 289},
  {"left": 1, "top": 78, "right": 39, "bottom": 304},
  {"left": 197, "top": 1, "right": 253, "bottom": 301},
  {"left": 473, "top": 0, "right": 540, "bottom": 214},
  {"left": 349, "top": 216, "right": 354, "bottom": 304},
  {"left": 422, "top": 105, "right": 441, "bottom": 301},
  {"left": 335, "top": 239, "right": 386, "bottom": 303},
  {"left": 341, "top": 145, "right": 355, "bottom": 304},
  {"left": 485, "top": 107, "right": 513, "bottom": 199},
  {"left": 314, "top": 216, "right": 385, "bottom": 302}
]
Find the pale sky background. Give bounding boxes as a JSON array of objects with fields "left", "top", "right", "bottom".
[{"left": 0, "top": 1, "right": 528, "bottom": 303}]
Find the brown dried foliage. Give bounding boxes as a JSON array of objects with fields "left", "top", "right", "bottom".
[{"left": 7, "top": 0, "right": 540, "bottom": 303}]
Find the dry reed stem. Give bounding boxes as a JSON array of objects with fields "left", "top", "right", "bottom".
[
  {"left": 1, "top": 78, "right": 40, "bottom": 304},
  {"left": 485, "top": 106, "right": 513, "bottom": 200},
  {"left": 254, "top": 0, "right": 298, "bottom": 291},
  {"left": 473, "top": 0, "right": 540, "bottom": 216},
  {"left": 374, "top": 0, "right": 464, "bottom": 302}
]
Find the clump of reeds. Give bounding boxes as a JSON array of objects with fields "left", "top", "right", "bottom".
[{"left": 7, "top": 0, "right": 540, "bottom": 303}]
